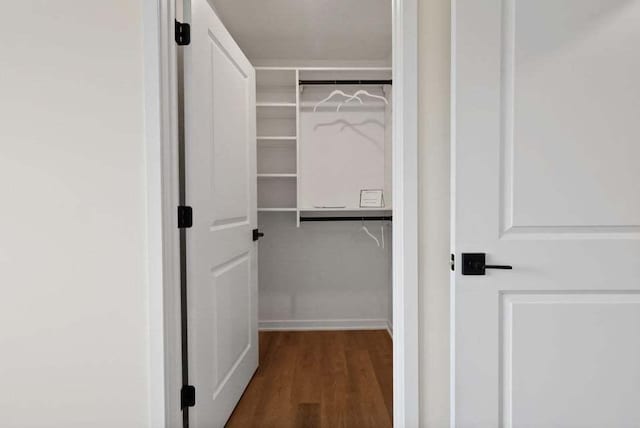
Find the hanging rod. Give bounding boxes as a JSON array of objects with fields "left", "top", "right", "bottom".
[
  {"left": 300, "top": 216, "right": 392, "bottom": 222},
  {"left": 299, "top": 79, "right": 392, "bottom": 86}
]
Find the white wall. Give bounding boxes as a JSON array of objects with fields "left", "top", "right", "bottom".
[
  {"left": 299, "top": 88, "right": 391, "bottom": 211},
  {"left": 418, "top": 0, "right": 452, "bottom": 426},
  {"left": 258, "top": 213, "right": 392, "bottom": 331},
  {"left": 0, "top": 2, "right": 150, "bottom": 427}
]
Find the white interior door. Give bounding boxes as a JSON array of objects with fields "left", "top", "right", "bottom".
[
  {"left": 453, "top": 0, "right": 640, "bottom": 426},
  {"left": 184, "top": 0, "right": 257, "bottom": 426}
]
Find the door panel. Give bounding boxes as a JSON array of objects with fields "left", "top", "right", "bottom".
[
  {"left": 502, "top": 293, "right": 640, "bottom": 427},
  {"left": 184, "top": 0, "right": 257, "bottom": 426},
  {"left": 211, "top": 255, "right": 251, "bottom": 393},
  {"left": 503, "top": 0, "right": 640, "bottom": 232},
  {"left": 210, "top": 37, "right": 250, "bottom": 225},
  {"left": 454, "top": 0, "right": 640, "bottom": 426}
]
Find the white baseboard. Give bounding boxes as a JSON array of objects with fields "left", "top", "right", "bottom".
[
  {"left": 386, "top": 320, "right": 393, "bottom": 338},
  {"left": 259, "top": 318, "right": 389, "bottom": 331}
]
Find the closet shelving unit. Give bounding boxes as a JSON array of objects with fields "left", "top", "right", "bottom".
[
  {"left": 256, "top": 68, "right": 299, "bottom": 221},
  {"left": 255, "top": 67, "right": 392, "bottom": 227}
]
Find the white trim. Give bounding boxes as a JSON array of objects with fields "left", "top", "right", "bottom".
[
  {"left": 256, "top": 102, "right": 297, "bottom": 107},
  {"left": 257, "top": 208, "right": 297, "bottom": 212},
  {"left": 392, "top": 0, "right": 420, "bottom": 426},
  {"left": 143, "top": 0, "right": 166, "bottom": 424},
  {"left": 386, "top": 320, "right": 394, "bottom": 338},
  {"left": 144, "top": 0, "right": 182, "bottom": 427},
  {"left": 145, "top": 0, "right": 421, "bottom": 425},
  {"left": 450, "top": 0, "right": 458, "bottom": 425},
  {"left": 257, "top": 173, "right": 297, "bottom": 178},
  {"left": 295, "top": 68, "right": 301, "bottom": 228},
  {"left": 255, "top": 66, "right": 393, "bottom": 71},
  {"left": 257, "top": 136, "right": 297, "bottom": 140},
  {"left": 259, "top": 319, "right": 390, "bottom": 331}
]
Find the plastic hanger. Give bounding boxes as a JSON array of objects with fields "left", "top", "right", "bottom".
[
  {"left": 361, "top": 219, "right": 380, "bottom": 247},
  {"left": 313, "top": 89, "right": 363, "bottom": 112},
  {"left": 335, "top": 96, "right": 362, "bottom": 112},
  {"left": 337, "top": 89, "right": 389, "bottom": 111}
]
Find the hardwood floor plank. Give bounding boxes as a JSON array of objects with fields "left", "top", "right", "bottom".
[
  {"left": 320, "top": 331, "right": 349, "bottom": 428},
  {"left": 224, "top": 372, "right": 264, "bottom": 428},
  {"left": 225, "top": 330, "right": 393, "bottom": 428},
  {"left": 345, "top": 348, "right": 392, "bottom": 427},
  {"left": 253, "top": 343, "right": 299, "bottom": 428},
  {"left": 368, "top": 332, "right": 394, "bottom": 420},
  {"left": 291, "top": 332, "right": 323, "bottom": 404},
  {"left": 295, "top": 403, "right": 321, "bottom": 428}
]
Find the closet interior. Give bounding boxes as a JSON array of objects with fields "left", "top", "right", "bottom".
[{"left": 255, "top": 67, "right": 393, "bottom": 333}]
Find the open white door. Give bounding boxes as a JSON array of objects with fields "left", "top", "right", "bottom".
[
  {"left": 453, "top": 1, "right": 640, "bottom": 426},
  {"left": 183, "top": 0, "right": 257, "bottom": 426}
]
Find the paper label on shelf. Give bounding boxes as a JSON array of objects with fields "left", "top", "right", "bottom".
[{"left": 360, "top": 190, "right": 384, "bottom": 208}]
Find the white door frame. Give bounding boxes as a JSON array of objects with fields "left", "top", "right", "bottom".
[{"left": 142, "top": 0, "right": 419, "bottom": 425}]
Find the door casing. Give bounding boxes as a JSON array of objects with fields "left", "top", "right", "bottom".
[{"left": 142, "top": 0, "right": 420, "bottom": 426}]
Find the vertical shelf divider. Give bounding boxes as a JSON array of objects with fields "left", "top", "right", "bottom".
[{"left": 295, "top": 69, "right": 301, "bottom": 227}]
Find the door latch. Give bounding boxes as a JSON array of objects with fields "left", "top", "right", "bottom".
[
  {"left": 461, "top": 253, "right": 512, "bottom": 275},
  {"left": 252, "top": 228, "right": 264, "bottom": 241}
]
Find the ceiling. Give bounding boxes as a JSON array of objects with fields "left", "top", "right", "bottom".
[{"left": 208, "top": 0, "right": 392, "bottom": 63}]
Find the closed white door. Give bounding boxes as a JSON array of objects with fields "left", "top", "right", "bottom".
[
  {"left": 183, "top": 0, "right": 257, "bottom": 426},
  {"left": 453, "top": 0, "right": 640, "bottom": 426}
]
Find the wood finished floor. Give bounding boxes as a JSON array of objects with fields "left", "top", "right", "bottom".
[{"left": 226, "top": 330, "right": 393, "bottom": 428}]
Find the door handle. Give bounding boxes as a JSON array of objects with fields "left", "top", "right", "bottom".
[
  {"left": 485, "top": 264, "right": 512, "bottom": 270},
  {"left": 461, "top": 253, "right": 512, "bottom": 275},
  {"left": 252, "top": 228, "right": 264, "bottom": 241}
]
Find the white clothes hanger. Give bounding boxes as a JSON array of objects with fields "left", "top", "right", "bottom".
[
  {"left": 381, "top": 223, "right": 385, "bottom": 249},
  {"left": 337, "top": 89, "right": 389, "bottom": 111},
  {"left": 361, "top": 219, "right": 380, "bottom": 247},
  {"left": 313, "top": 89, "right": 363, "bottom": 112},
  {"left": 335, "top": 96, "right": 362, "bottom": 112}
]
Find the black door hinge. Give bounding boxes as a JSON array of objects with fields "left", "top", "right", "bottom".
[
  {"left": 178, "top": 206, "right": 193, "bottom": 228},
  {"left": 181, "top": 385, "right": 196, "bottom": 409},
  {"left": 175, "top": 20, "right": 191, "bottom": 46},
  {"left": 450, "top": 253, "right": 455, "bottom": 271}
]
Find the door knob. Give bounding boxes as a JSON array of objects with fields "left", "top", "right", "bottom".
[{"left": 461, "top": 253, "right": 512, "bottom": 275}]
